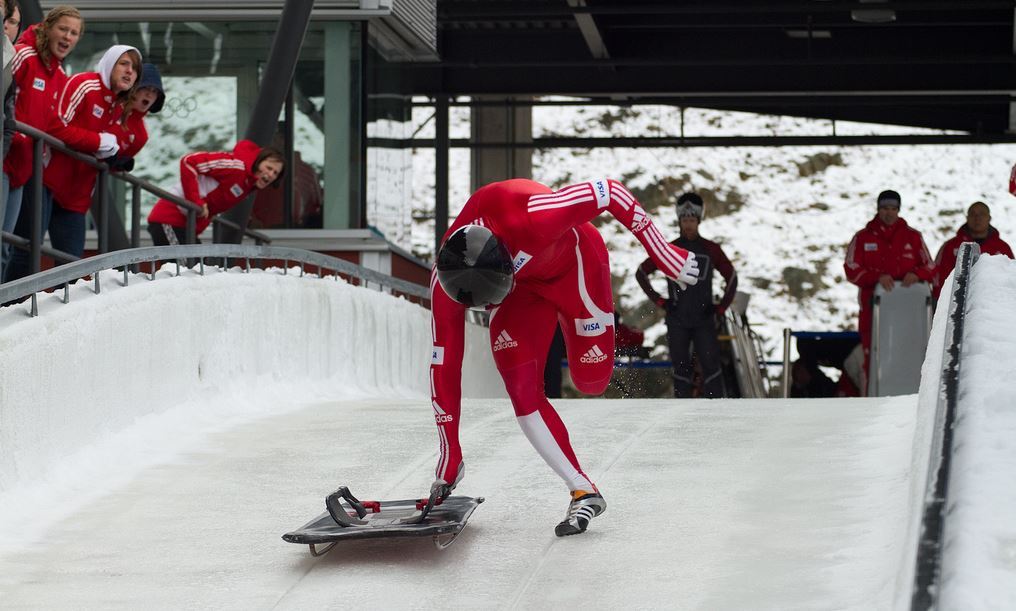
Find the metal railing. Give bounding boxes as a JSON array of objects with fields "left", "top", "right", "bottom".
[
  {"left": 1, "top": 121, "right": 270, "bottom": 281},
  {"left": 0, "top": 244, "right": 430, "bottom": 318},
  {"left": 911, "top": 241, "right": 980, "bottom": 610}
]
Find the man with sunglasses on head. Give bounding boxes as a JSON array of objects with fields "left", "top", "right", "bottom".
[
  {"left": 636, "top": 192, "right": 738, "bottom": 399},
  {"left": 844, "top": 189, "right": 934, "bottom": 394}
]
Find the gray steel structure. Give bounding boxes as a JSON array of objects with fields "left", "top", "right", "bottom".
[{"left": 392, "top": 1, "right": 1016, "bottom": 138}]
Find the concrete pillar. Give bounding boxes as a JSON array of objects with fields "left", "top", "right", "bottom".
[
  {"left": 324, "top": 22, "right": 354, "bottom": 229},
  {"left": 470, "top": 97, "right": 532, "bottom": 191}
]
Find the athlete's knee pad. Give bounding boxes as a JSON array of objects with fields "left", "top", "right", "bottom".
[
  {"left": 500, "top": 359, "right": 552, "bottom": 417},
  {"left": 570, "top": 369, "right": 611, "bottom": 396}
]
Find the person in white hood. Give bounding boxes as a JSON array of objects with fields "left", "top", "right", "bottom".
[{"left": 4, "top": 44, "right": 140, "bottom": 283}]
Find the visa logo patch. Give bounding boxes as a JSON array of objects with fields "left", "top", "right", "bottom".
[
  {"left": 32, "top": 78, "right": 46, "bottom": 91},
  {"left": 230, "top": 184, "right": 244, "bottom": 198},
  {"left": 92, "top": 104, "right": 104, "bottom": 118},
  {"left": 575, "top": 317, "right": 608, "bottom": 337},
  {"left": 512, "top": 251, "right": 532, "bottom": 273},
  {"left": 592, "top": 178, "right": 609, "bottom": 209},
  {"left": 864, "top": 243, "right": 877, "bottom": 251}
]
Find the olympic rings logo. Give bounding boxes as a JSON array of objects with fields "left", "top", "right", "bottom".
[{"left": 162, "top": 96, "right": 198, "bottom": 118}]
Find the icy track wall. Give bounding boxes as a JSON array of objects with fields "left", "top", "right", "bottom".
[{"left": 0, "top": 267, "right": 505, "bottom": 497}]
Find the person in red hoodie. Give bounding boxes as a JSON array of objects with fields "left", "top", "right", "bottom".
[
  {"left": 2, "top": 5, "right": 82, "bottom": 268},
  {"left": 146, "top": 140, "right": 284, "bottom": 245},
  {"left": 4, "top": 43, "right": 139, "bottom": 282},
  {"left": 932, "top": 201, "right": 1013, "bottom": 301},
  {"left": 844, "top": 189, "right": 934, "bottom": 393}
]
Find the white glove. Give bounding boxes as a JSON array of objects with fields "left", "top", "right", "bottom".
[
  {"left": 96, "top": 132, "right": 120, "bottom": 159},
  {"left": 675, "top": 251, "right": 700, "bottom": 290}
]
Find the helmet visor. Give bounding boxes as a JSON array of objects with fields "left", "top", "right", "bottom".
[{"left": 437, "top": 225, "right": 514, "bottom": 307}]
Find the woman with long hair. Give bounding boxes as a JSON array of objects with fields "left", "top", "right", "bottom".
[{"left": 1, "top": 4, "right": 82, "bottom": 270}]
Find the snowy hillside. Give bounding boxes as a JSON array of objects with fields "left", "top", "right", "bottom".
[
  {"left": 124, "top": 83, "right": 1016, "bottom": 359},
  {"left": 410, "top": 102, "right": 1016, "bottom": 359}
]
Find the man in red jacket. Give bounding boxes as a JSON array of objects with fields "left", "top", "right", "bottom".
[
  {"left": 430, "top": 178, "right": 699, "bottom": 536},
  {"left": 844, "top": 190, "right": 934, "bottom": 392},
  {"left": 933, "top": 201, "right": 1013, "bottom": 301}
]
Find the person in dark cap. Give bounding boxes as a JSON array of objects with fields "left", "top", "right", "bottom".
[
  {"left": 106, "top": 62, "right": 164, "bottom": 172},
  {"left": 844, "top": 189, "right": 934, "bottom": 393},
  {"left": 636, "top": 191, "right": 738, "bottom": 398}
]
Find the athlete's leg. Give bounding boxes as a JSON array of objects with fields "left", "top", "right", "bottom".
[
  {"left": 490, "top": 287, "right": 596, "bottom": 492},
  {"left": 554, "top": 223, "right": 615, "bottom": 395}
]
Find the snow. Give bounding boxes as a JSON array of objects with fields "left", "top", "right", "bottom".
[
  {"left": 0, "top": 264, "right": 503, "bottom": 552},
  {"left": 0, "top": 254, "right": 1012, "bottom": 607}
]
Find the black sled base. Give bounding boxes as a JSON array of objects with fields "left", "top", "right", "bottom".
[{"left": 283, "top": 489, "right": 484, "bottom": 555}]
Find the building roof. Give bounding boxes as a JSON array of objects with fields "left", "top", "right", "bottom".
[{"left": 396, "top": 0, "right": 1016, "bottom": 135}]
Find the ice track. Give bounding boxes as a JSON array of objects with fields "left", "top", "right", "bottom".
[{"left": 0, "top": 395, "right": 920, "bottom": 610}]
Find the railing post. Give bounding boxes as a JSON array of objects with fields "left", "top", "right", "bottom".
[
  {"left": 782, "top": 327, "right": 792, "bottom": 398},
  {"left": 131, "top": 184, "right": 142, "bottom": 247},
  {"left": 30, "top": 139, "right": 44, "bottom": 276},
  {"left": 97, "top": 169, "right": 109, "bottom": 254}
]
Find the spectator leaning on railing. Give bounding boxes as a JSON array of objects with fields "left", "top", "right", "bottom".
[
  {"left": 106, "top": 62, "right": 165, "bottom": 173},
  {"left": 1, "top": 5, "right": 82, "bottom": 269},
  {"left": 4, "top": 43, "right": 139, "bottom": 283},
  {"left": 146, "top": 141, "right": 284, "bottom": 246}
]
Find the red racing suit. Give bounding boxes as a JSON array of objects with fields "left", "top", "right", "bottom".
[
  {"left": 430, "top": 178, "right": 694, "bottom": 492},
  {"left": 147, "top": 140, "right": 261, "bottom": 235},
  {"left": 844, "top": 215, "right": 934, "bottom": 384},
  {"left": 932, "top": 225, "right": 1013, "bottom": 301}
]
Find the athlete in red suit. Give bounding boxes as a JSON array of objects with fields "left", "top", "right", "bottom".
[{"left": 430, "top": 178, "right": 699, "bottom": 535}]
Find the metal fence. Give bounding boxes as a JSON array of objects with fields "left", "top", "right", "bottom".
[
  {"left": 0, "top": 244, "right": 430, "bottom": 319},
  {"left": 0, "top": 121, "right": 270, "bottom": 282}
]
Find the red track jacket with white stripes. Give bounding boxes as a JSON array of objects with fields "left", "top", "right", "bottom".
[
  {"left": 147, "top": 140, "right": 262, "bottom": 235},
  {"left": 42, "top": 71, "right": 123, "bottom": 214},
  {"left": 2, "top": 26, "right": 68, "bottom": 188}
]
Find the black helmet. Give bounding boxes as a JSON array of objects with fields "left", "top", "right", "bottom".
[{"left": 436, "top": 225, "right": 513, "bottom": 307}]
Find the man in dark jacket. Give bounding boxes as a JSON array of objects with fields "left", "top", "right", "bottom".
[
  {"left": 636, "top": 192, "right": 738, "bottom": 398},
  {"left": 933, "top": 201, "right": 1013, "bottom": 301}
]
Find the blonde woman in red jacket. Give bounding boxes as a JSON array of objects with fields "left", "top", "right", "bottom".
[
  {"left": 4, "top": 43, "right": 139, "bottom": 283},
  {"left": 2, "top": 6, "right": 82, "bottom": 266},
  {"left": 147, "top": 140, "right": 284, "bottom": 245}
]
